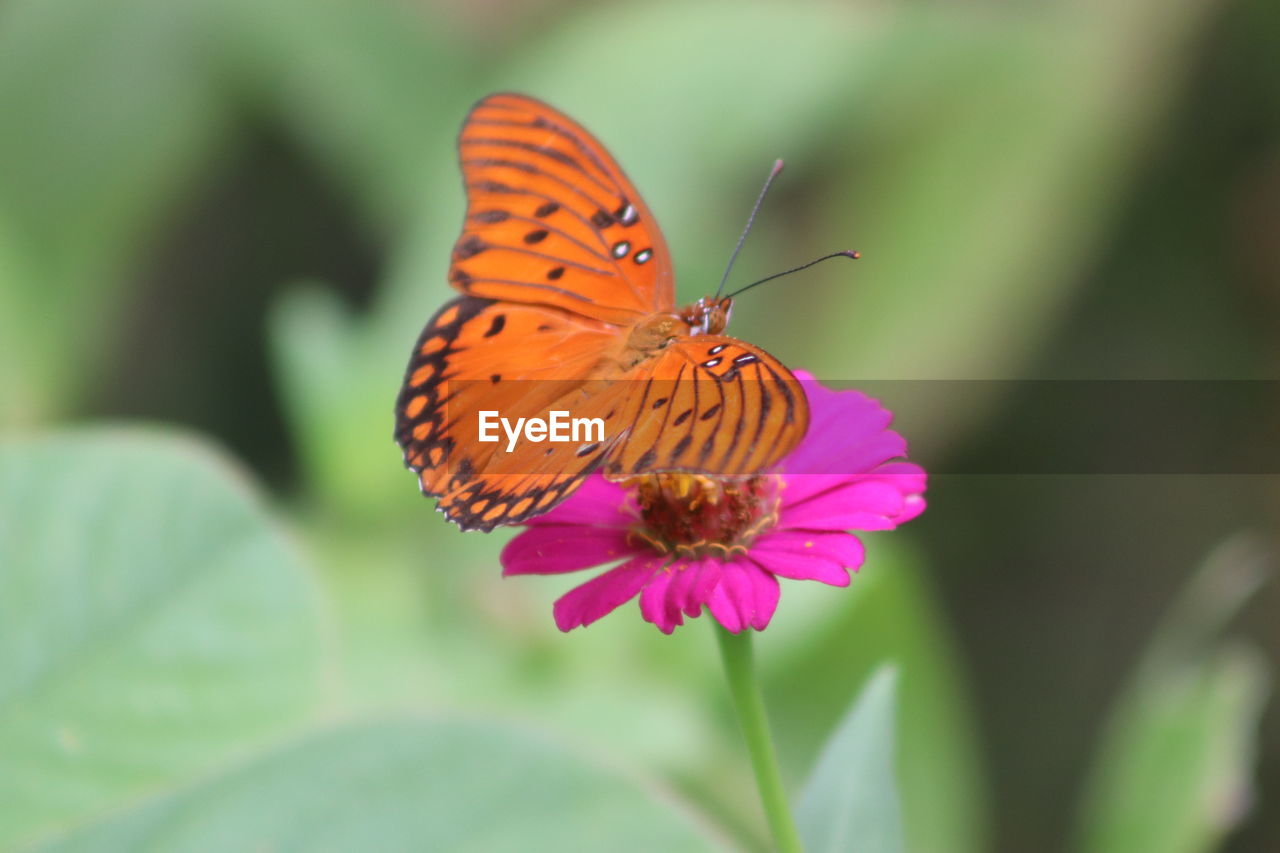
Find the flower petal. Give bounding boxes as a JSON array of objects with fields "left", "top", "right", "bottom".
[
  {"left": 873, "top": 462, "right": 928, "bottom": 524},
  {"left": 782, "top": 473, "right": 857, "bottom": 506},
  {"left": 553, "top": 555, "right": 665, "bottom": 632},
  {"left": 501, "top": 525, "right": 638, "bottom": 576},
  {"left": 783, "top": 458, "right": 926, "bottom": 517},
  {"left": 749, "top": 530, "right": 863, "bottom": 586},
  {"left": 783, "top": 480, "right": 906, "bottom": 531},
  {"left": 784, "top": 378, "right": 911, "bottom": 476},
  {"left": 897, "top": 493, "right": 927, "bottom": 525},
  {"left": 744, "top": 565, "right": 780, "bottom": 631},
  {"left": 708, "top": 561, "right": 780, "bottom": 632},
  {"left": 671, "top": 558, "right": 722, "bottom": 618},
  {"left": 527, "top": 475, "right": 633, "bottom": 528},
  {"left": 639, "top": 567, "right": 684, "bottom": 634}
]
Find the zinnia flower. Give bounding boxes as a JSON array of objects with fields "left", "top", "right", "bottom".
[{"left": 500, "top": 374, "right": 926, "bottom": 633}]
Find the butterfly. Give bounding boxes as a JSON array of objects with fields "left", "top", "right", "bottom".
[{"left": 395, "top": 93, "right": 810, "bottom": 532}]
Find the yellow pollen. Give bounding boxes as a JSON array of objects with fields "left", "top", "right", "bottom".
[{"left": 626, "top": 472, "right": 780, "bottom": 559}]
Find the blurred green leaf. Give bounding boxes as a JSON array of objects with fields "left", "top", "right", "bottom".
[
  {"left": 31, "top": 718, "right": 724, "bottom": 852},
  {"left": 218, "top": 0, "right": 469, "bottom": 232},
  {"left": 0, "top": 0, "right": 230, "bottom": 419},
  {"left": 796, "top": 667, "right": 904, "bottom": 853},
  {"left": 764, "top": 540, "right": 986, "bottom": 853},
  {"left": 0, "top": 429, "right": 323, "bottom": 849},
  {"left": 816, "top": 0, "right": 1222, "bottom": 379},
  {"left": 0, "top": 214, "right": 41, "bottom": 425},
  {"left": 244, "top": 0, "right": 471, "bottom": 522},
  {"left": 1074, "top": 537, "right": 1271, "bottom": 853},
  {"left": 800, "top": 0, "right": 1222, "bottom": 460},
  {"left": 270, "top": 285, "right": 412, "bottom": 521}
]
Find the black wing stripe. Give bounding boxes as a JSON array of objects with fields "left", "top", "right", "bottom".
[
  {"left": 466, "top": 182, "right": 611, "bottom": 251},
  {"left": 469, "top": 211, "right": 613, "bottom": 264},
  {"left": 746, "top": 361, "right": 775, "bottom": 471},
  {"left": 461, "top": 136, "right": 614, "bottom": 197},
  {"left": 649, "top": 363, "right": 687, "bottom": 469},
  {"left": 616, "top": 374, "right": 657, "bottom": 469},
  {"left": 467, "top": 110, "right": 626, "bottom": 198},
  {"left": 461, "top": 158, "right": 613, "bottom": 217},
  {"left": 461, "top": 244, "right": 614, "bottom": 276},
  {"left": 459, "top": 278, "right": 603, "bottom": 302},
  {"left": 698, "top": 369, "right": 729, "bottom": 468}
]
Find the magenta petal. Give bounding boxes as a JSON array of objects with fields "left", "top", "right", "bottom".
[
  {"left": 782, "top": 480, "right": 907, "bottom": 532},
  {"left": 897, "top": 494, "right": 927, "bottom": 525},
  {"left": 666, "top": 560, "right": 701, "bottom": 618},
  {"left": 742, "top": 563, "right": 780, "bottom": 630},
  {"left": 781, "top": 474, "right": 856, "bottom": 506},
  {"left": 640, "top": 567, "right": 683, "bottom": 634},
  {"left": 749, "top": 530, "right": 862, "bottom": 585},
  {"left": 869, "top": 461, "right": 928, "bottom": 508},
  {"left": 527, "top": 475, "right": 633, "bottom": 528},
  {"left": 784, "top": 381, "right": 909, "bottom": 475},
  {"left": 501, "top": 525, "right": 638, "bottom": 576},
  {"left": 671, "top": 558, "right": 722, "bottom": 617},
  {"left": 708, "top": 561, "right": 779, "bottom": 632},
  {"left": 708, "top": 578, "right": 743, "bottom": 632},
  {"left": 553, "top": 555, "right": 664, "bottom": 632}
]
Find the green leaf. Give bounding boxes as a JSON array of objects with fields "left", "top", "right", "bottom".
[
  {"left": 1074, "top": 537, "right": 1272, "bottom": 853},
  {"left": 219, "top": 0, "right": 469, "bottom": 231},
  {"left": 0, "top": 0, "right": 230, "bottom": 417},
  {"left": 31, "top": 718, "right": 723, "bottom": 852},
  {"left": 0, "top": 214, "right": 42, "bottom": 425},
  {"left": 796, "top": 668, "right": 904, "bottom": 853},
  {"left": 270, "top": 285, "right": 410, "bottom": 521},
  {"left": 765, "top": 541, "right": 986, "bottom": 853},
  {"left": 0, "top": 429, "right": 323, "bottom": 849}
]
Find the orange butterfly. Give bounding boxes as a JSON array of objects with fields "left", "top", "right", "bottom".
[{"left": 395, "top": 93, "right": 811, "bottom": 531}]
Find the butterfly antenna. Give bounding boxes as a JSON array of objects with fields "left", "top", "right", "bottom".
[
  {"left": 724, "top": 250, "right": 861, "bottom": 299},
  {"left": 714, "top": 158, "right": 786, "bottom": 301}
]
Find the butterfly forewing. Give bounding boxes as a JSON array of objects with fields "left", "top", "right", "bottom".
[{"left": 452, "top": 94, "right": 674, "bottom": 324}]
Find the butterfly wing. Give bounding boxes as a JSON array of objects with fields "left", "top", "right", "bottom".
[
  {"left": 451, "top": 93, "right": 674, "bottom": 324},
  {"left": 603, "top": 336, "right": 810, "bottom": 478},
  {"left": 396, "top": 295, "right": 634, "bottom": 531}
]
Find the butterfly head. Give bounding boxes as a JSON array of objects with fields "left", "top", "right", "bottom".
[
  {"left": 684, "top": 296, "right": 733, "bottom": 336},
  {"left": 629, "top": 297, "right": 733, "bottom": 354}
]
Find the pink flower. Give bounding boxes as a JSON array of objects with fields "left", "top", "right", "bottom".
[{"left": 500, "top": 375, "right": 926, "bottom": 633}]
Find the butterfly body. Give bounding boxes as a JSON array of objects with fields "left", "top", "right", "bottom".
[{"left": 396, "top": 94, "right": 809, "bottom": 531}]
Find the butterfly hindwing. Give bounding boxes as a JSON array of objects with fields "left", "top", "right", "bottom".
[
  {"left": 603, "top": 336, "right": 809, "bottom": 479},
  {"left": 451, "top": 93, "right": 674, "bottom": 324}
]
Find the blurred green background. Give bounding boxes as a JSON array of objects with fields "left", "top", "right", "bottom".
[{"left": 1, "top": 0, "right": 1277, "bottom": 850}]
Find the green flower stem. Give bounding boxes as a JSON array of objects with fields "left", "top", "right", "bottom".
[{"left": 715, "top": 624, "right": 804, "bottom": 853}]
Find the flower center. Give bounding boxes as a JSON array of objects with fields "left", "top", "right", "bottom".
[{"left": 625, "top": 473, "right": 781, "bottom": 558}]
